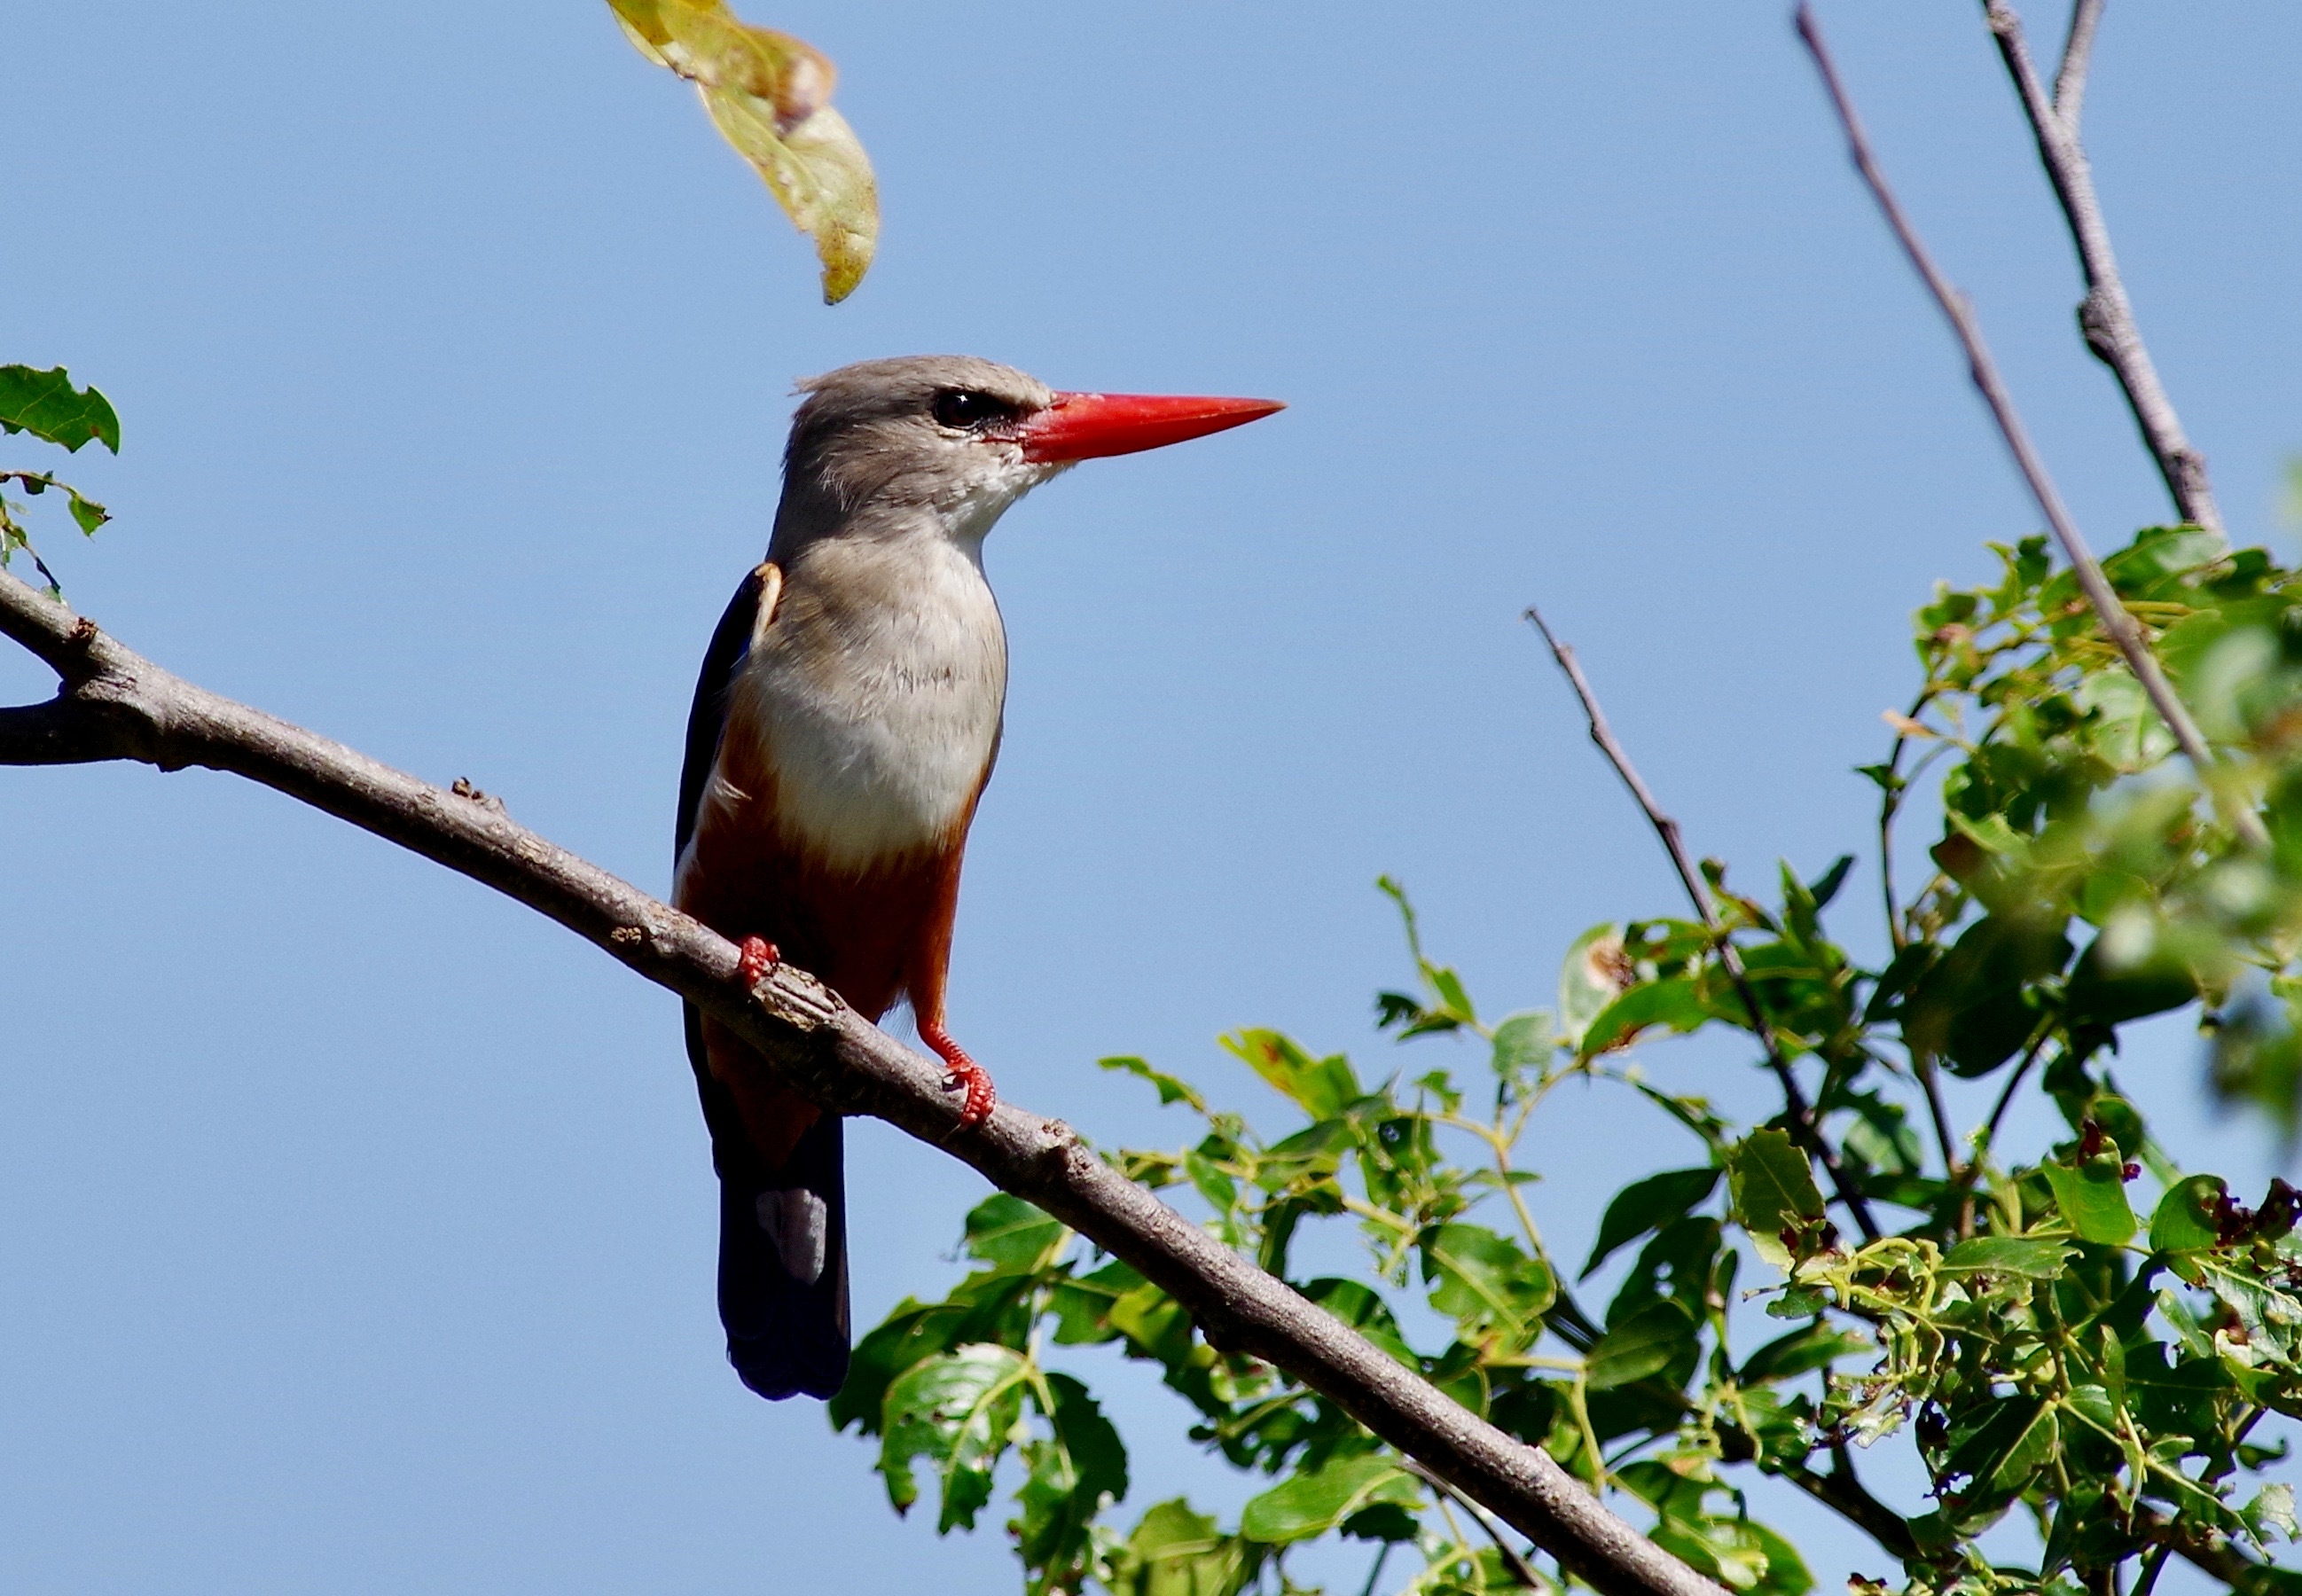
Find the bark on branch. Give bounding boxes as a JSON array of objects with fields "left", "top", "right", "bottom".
[
  {"left": 1794, "top": 3, "right": 2268, "bottom": 853},
  {"left": 0, "top": 564, "right": 1720, "bottom": 1596},
  {"left": 1980, "top": 0, "right": 2223, "bottom": 536}
]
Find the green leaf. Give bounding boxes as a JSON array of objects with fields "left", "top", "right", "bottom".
[
  {"left": 1725, "top": 1130, "right": 1825, "bottom": 1266},
  {"left": 877, "top": 1343, "right": 1030, "bottom": 1531},
  {"left": 963, "top": 1193, "right": 1066, "bottom": 1274},
  {"left": 1222, "top": 1029, "right": 1360, "bottom": 1120},
  {"left": 1579, "top": 975, "right": 1712, "bottom": 1058},
  {"left": 2193, "top": 1253, "right": 2302, "bottom": 1364},
  {"left": 1585, "top": 1299, "right": 1698, "bottom": 1390},
  {"left": 1423, "top": 963, "right": 1478, "bottom": 1028},
  {"left": 1944, "top": 1396, "right": 2059, "bottom": 1494},
  {"left": 1807, "top": 854, "right": 1856, "bottom": 912},
  {"left": 1939, "top": 1235, "right": 2077, "bottom": 1279},
  {"left": 607, "top": 0, "right": 877, "bottom": 301},
  {"left": 2126, "top": 1342, "right": 2235, "bottom": 1437},
  {"left": 829, "top": 1295, "right": 967, "bottom": 1435},
  {"left": 64, "top": 487, "right": 108, "bottom": 535},
  {"left": 2042, "top": 1156, "right": 2139, "bottom": 1247},
  {"left": 1238, "top": 1453, "right": 1419, "bottom": 1544},
  {"left": 1013, "top": 1372, "right": 1129, "bottom": 1592},
  {"left": 1103, "top": 1499, "right": 1262, "bottom": 1596},
  {"left": 1100, "top": 1054, "right": 1208, "bottom": 1112},
  {"left": 1042, "top": 1376, "right": 1128, "bottom": 1511},
  {"left": 1648, "top": 1495, "right": 1814, "bottom": 1596},
  {"left": 1419, "top": 1222, "right": 1555, "bottom": 1340},
  {"left": 1049, "top": 1258, "right": 1141, "bottom": 1346},
  {"left": 2244, "top": 1483, "right": 2298, "bottom": 1544},
  {"left": 1108, "top": 1281, "right": 1195, "bottom": 1367},
  {"left": 1489, "top": 1009, "right": 1556, "bottom": 1088},
  {"left": 0, "top": 366, "right": 120, "bottom": 453},
  {"left": 2065, "top": 931, "right": 2198, "bottom": 1029},
  {"left": 1740, "top": 1322, "right": 1873, "bottom": 1384},
  {"left": 1559, "top": 923, "right": 1629, "bottom": 1047},
  {"left": 2151, "top": 1174, "right": 2227, "bottom": 1254},
  {"left": 1583, "top": 1166, "right": 1720, "bottom": 1278},
  {"left": 1903, "top": 914, "right": 2071, "bottom": 1078}
]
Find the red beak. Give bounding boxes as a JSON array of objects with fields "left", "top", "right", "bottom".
[{"left": 1016, "top": 390, "right": 1285, "bottom": 464}]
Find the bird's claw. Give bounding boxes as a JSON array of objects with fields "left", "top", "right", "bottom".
[
  {"left": 945, "top": 1060, "right": 997, "bottom": 1127},
  {"left": 920, "top": 1020, "right": 997, "bottom": 1129},
  {"left": 737, "top": 936, "right": 780, "bottom": 986}
]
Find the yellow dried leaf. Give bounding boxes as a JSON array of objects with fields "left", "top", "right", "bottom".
[{"left": 607, "top": 0, "right": 878, "bottom": 303}]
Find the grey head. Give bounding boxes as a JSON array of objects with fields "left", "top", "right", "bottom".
[
  {"left": 764, "top": 356, "right": 1286, "bottom": 566},
  {"left": 769, "top": 356, "right": 1060, "bottom": 560}
]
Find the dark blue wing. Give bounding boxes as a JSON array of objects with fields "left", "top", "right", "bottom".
[{"left": 676, "top": 565, "right": 767, "bottom": 862}]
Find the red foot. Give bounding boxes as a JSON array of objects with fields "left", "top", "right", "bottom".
[
  {"left": 919, "top": 1020, "right": 996, "bottom": 1128},
  {"left": 737, "top": 936, "right": 780, "bottom": 985}
]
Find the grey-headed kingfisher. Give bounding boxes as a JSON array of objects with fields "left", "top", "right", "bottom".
[{"left": 673, "top": 356, "right": 1281, "bottom": 1399}]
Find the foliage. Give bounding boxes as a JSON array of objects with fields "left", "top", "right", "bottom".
[
  {"left": 0, "top": 364, "right": 117, "bottom": 594},
  {"left": 842, "top": 520, "right": 2302, "bottom": 1595},
  {"left": 607, "top": 0, "right": 878, "bottom": 303}
]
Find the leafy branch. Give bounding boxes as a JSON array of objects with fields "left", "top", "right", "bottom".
[{"left": 0, "top": 364, "right": 119, "bottom": 594}]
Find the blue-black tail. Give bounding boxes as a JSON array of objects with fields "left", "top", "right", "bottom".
[{"left": 685, "top": 1006, "right": 850, "bottom": 1401}]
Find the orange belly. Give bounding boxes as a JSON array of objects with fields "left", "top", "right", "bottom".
[{"left": 676, "top": 768, "right": 965, "bottom": 1170}]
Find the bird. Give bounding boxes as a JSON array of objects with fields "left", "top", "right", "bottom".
[{"left": 671, "top": 355, "right": 1282, "bottom": 1401}]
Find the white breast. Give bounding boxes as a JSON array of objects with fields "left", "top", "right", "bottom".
[{"left": 725, "top": 534, "right": 1007, "bottom": 872}]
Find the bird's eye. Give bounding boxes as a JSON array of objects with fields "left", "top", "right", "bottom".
[{"left": 931, "top": 390, "right": 1014, "bottom": 431}]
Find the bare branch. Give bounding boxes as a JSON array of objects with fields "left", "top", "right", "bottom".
[
  {"left": 1915, "top": 1052, "right": 1962, "bottom": 1184},
  {"left": 1777, "top": 1449, "right": 1920, "bottom": 1564},
  {"left": 0, "top": 565, "right": 1723, "bottom": 1596},
  {"left": 1793, "top": 4, "right": 2267, "bottom": 852},
  {"left": 2138, "top": 1506, "right": 2268, "bottom": 1588},
  {"left": 1981, "top": 0, "right": 2220, "bottom": 536},
  {"left": 1523, "top": 608, "right": 1882, "bottom": 1243},
  {"left": 2051, "top": 0, "right": 2105, "bottom": 126}
]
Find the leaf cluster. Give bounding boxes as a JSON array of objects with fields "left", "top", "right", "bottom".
[
  {"left": 842, "top": 522, "right": 2302, "bottom": 1596},
  {"left": 0, "top": 364, "right": 118, "bottom": 593}
]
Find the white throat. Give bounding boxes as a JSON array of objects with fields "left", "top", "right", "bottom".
[{"left": 724, "top": 525, "right": 1011, "bottom": 872}]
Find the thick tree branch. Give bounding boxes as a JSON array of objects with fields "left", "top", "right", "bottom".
[
  {"left": 1794, "top": 4, "right": 2268, "bottom": 853},
  {"left": 0, "top": 565, "right": 1721, "bottom": 1596},
  {"left": 2137, "top": 1505, "right": 2267, "bottom": 1588},
  {"left": 1980, "top": 0, "right": 2221, "bottom": 536},
  {"left": 1524, "top": 608, "right": 1882, "bottom": 1244}
]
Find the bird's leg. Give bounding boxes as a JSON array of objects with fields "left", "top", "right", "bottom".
[
  {"left": 918, "top": 1019, "right": 996, "bottom": 1127},
  {"left": 737, "top": 935, "right": 780, "bottom": 986}
]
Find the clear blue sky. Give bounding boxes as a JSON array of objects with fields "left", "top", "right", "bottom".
[{"left": 4, "top": 4, "right": 2298, "bottom": 1592}]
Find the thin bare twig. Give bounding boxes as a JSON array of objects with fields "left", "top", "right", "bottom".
[
  {"left": 1915, "top": 1052, "right": 1962, "bottom": 1182},
  {"left": 1524, "top": 608, "right": 1882, "bottom": 1243},
  {"left": 1981, "top": 0, "right": 2220, "bottom": 536},
  {"left": 1944, "top": 1021, "right": 2055, "bottom": 1234},
  {"left": 0, "top": 566, "right": 1722, "bottom": 1596},
  {"left": 2051, "top": 0, "right": 2106, "bottom": 127},
  {"left": 1405, "top": 1458, "right": 1546, "bottom": 1589},
  {"left": 1777, "top": 1447, "right": 1920, "bottom": 1563},
  {"left": 1794, "top": 4, "right": 2267, "bottom": 852},
  {"left": 1979, "top": 1028, "right": 2052, "bottom": 1158}
]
